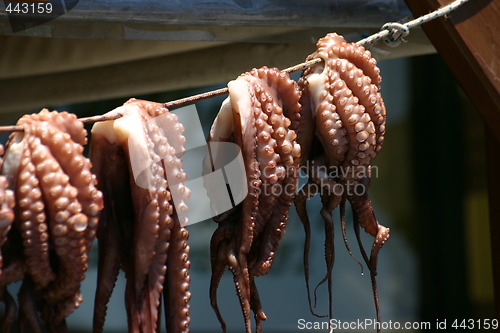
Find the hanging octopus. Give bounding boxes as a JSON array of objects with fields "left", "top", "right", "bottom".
[
  {"left": 207, "top": 67, "right": 301, "bottom": 333},
  {"left": 0, "top": 109, "right": 104, "bottom": 332},
  {"left": 0, "top": 144, "right": 16, "bottom": 332},
  {"left": 295, "top": 33, "right": 390, "bottom": 326},
  {"left": 90, "top": 98, "right": 191, "bottom": 333}
]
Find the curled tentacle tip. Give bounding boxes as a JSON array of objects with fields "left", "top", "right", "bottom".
[{"left": 375, "top": 226, "right": 390, "bottom": 245}]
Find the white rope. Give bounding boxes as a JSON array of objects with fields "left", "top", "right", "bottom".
[{"left": 356, "top": 0, "right": 470, "bottom": 48}]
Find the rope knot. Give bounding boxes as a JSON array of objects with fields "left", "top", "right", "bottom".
[{"left": 381, "top": 22, "right": 409, "bottom": 47}]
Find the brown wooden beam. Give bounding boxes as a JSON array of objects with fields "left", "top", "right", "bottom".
[{"left": 404, "top": 0, "right": 500, "bottom": 141}]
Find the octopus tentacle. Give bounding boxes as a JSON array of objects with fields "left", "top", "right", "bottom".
[
  {"left": 249, "top": 278, "right": 266, "bottom": 333},
  {"left": 0, "top": 257, "right": 25, "bottom": 287},
  {"left": 335, "top": 59, "right": 386, "bottom": 153},
  {"left": 0, "top": 287, "right": 17, "bottom": 332},
  {"left": 352, "top": 208, "right": 371, "bottom": 271},
  {"left": 90, "top": 99, "right": 191, "bottom": 333},
  {"left": 92, "top": 215, "right": 121, "bottom": 333},
  {"left": 352, "top": 209, "right": 381, "bottom": 329},
  {"left": 55, "top": 293, "right": 84, "bottom": 322},
  {"left": 306, "top": 158, "right": 342, "bottom": 313},
  {"left": 274, "top": 72, "right": 302, "bottom": 132},
  {"left": 90, "top": 138, "right": 132, "bottom": 333},
  {"left": 2, "top": 133, "right": 55, "bottom": 286},
  {"left": 208, "top": 210, "right": 243, "bottom": 332},
  {"left": 164, "top": 219, "right": 191, "bottom": 333},
  {"left": 257, "top": 179, "right": 299, "bottom": 271},
  {"left": 23, "top": 109, "right": 88, "bottom": 147},
  {"left": 0, "top": 226, "right": 23, "bottom": 332},
  {"left": 331, "top": 43, "right": 382, "bottom": 88},
  {"left": 298, "top": 32, "right": 389, "bottom": 323},
  {"left": 18, "top": 276, "right": 43, "bottom": 333},
  {"left": 39, "top": 128, "right": 102, "bottom": 258},
  {"left": 313, "top": 194, "right": 339, "bottom": 317},
  {"left": 15, "top": 137, "right": 54, "bottom": 288},
  {"left": 334, "top": 58, "right": 389, "bottom": 310},
  {"left": 249, "top": 70, "right": 300, "bottom": 277},
  {"left": 130, "top": 188, "right": 160, "bottom": 329},
  {"left": 339, "top": 198, "right": 363, "bottom": 273},
  {"left": 227, "top": 244, "right": 252, "bottom": 333},
  {"left": 367, "top": 225, "right": 390, "bottom": 331},
  {"left": 208, "top": 67, "right": 301, "bottom": 332},
  {"left": 91, "top": 210, "right": 122, "bottom": 333},
  {"left": 209, "top": 231, "right": 230, "bottom": 333},
  {"left": 294, "top": 181, "right": 320, "bottom": 316},
  {"left": 27, "top": 135, "right": 85, "bottom": 309},
  {"left": 208, "top": 77, "right": 259, "bottom": 333},
  {"left": 295, "top": 78, "right": 316, "bottom": 165},
  {"left": 128, "top": 108, "right": 176, "bottom": 318},
  {"left": 305, "top": 70, "right": 350, "bottom": 167},
  {"left": 146, "top": 208, "right": 169, "bottom": 333},
  {"left": 217, "top": 74, "right": 262, "bottom": 258},
  {"left": 151, "top": 103, "right": 191, "bottom": 333},
  {"left": 333, "top": 70, "right": 376, "bottom": 170},
  {"left": 0, "top": 232, "right": 24, "bottom": 331}
]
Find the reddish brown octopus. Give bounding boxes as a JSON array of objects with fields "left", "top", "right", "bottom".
[
  {"left": 90, "top": 98, "right": 191, "bottom": 333},
  {"left": 206, "top": 67, "right": 301, "bottom": 333},
  {"left": 295, "top": 33, "right": 390, "bottom": 326},
  {"left": 0, "top": 109, "right": 104, "bottom": 332}
]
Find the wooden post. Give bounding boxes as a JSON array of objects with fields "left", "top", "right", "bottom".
[
  {"left": 404, "top": 0, "right": 500, "bottom": 139},
  {"left": 405, "top": 0, "right": 500, "bottom": 319}
]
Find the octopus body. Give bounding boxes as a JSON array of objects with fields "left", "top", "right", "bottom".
[
  {"left": 0, "top": 109, "right": 104, "bottom": 332},
  {"left": 90, "top": 98, "right": 191, "bottom": 333},
  {"left": 207, "top": 67, "right": 301, "bottom": 333},
  {"left": 296, "top": 33, "right": 390, "bottom": 324}
]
